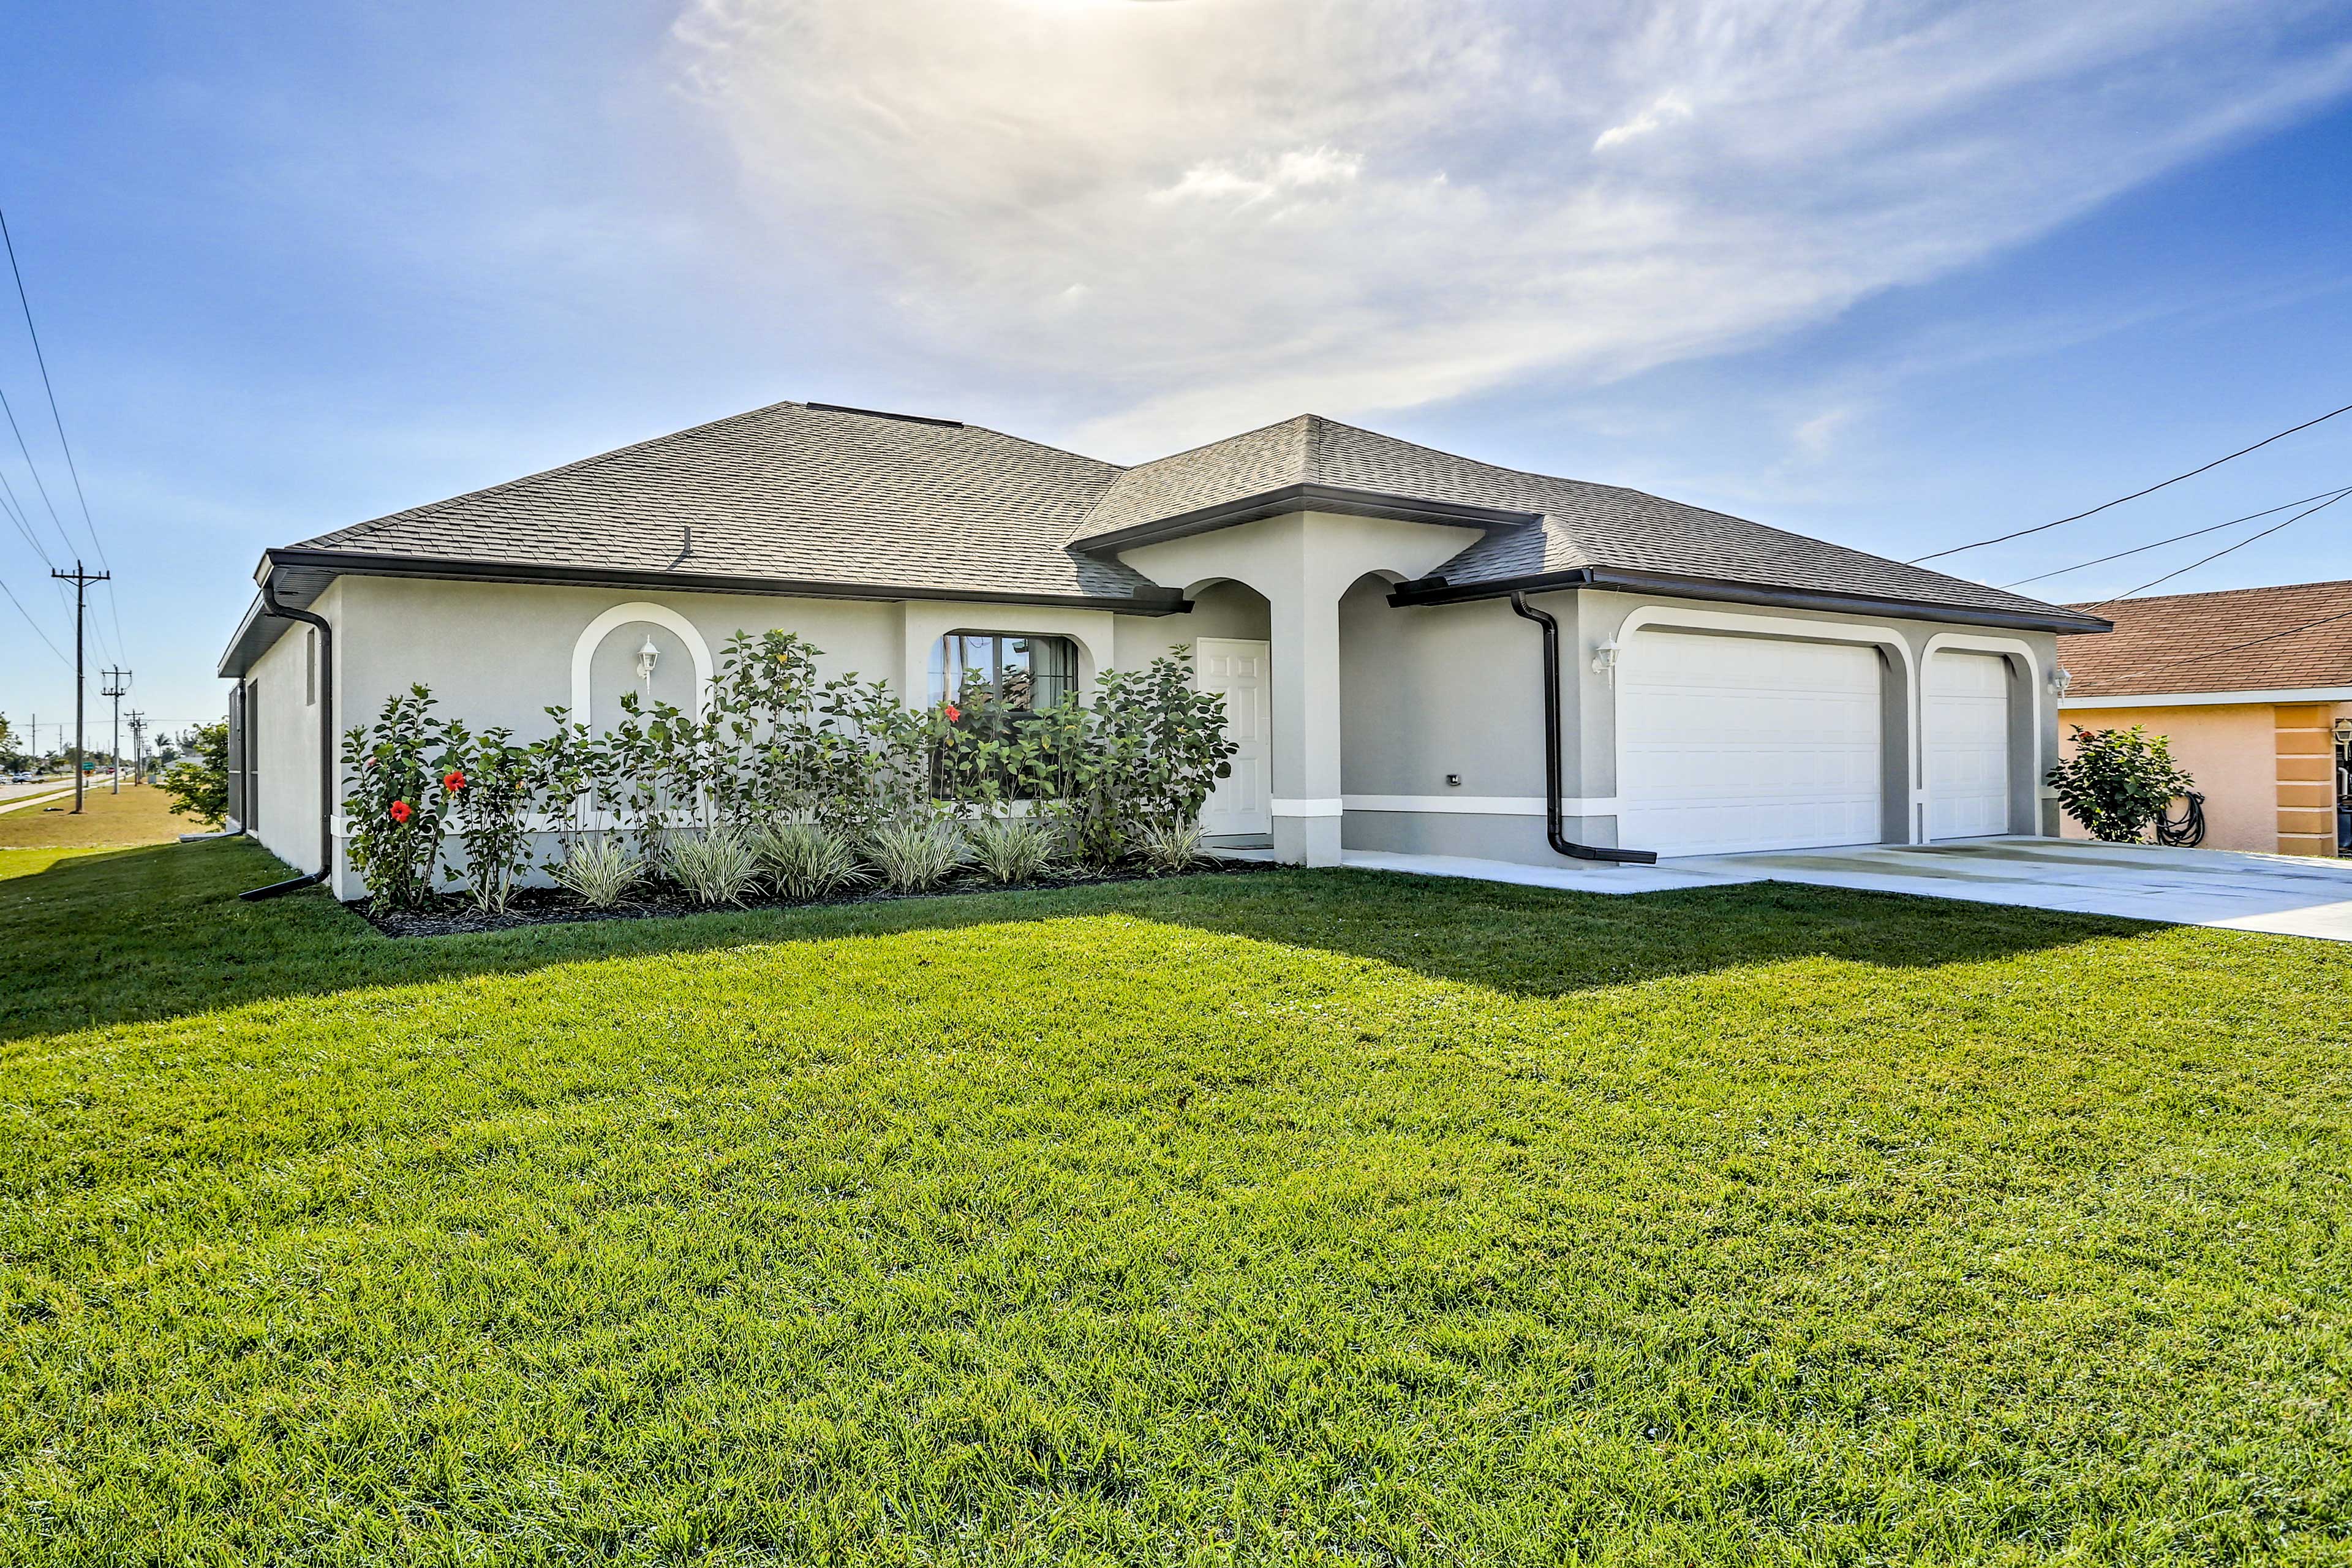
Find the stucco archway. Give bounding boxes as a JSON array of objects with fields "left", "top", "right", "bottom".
[{"left": 568, "top": 601, "right": 716, "bottom": 723}]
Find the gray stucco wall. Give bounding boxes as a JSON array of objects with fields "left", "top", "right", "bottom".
[
  {"left": 244, "top": 579, "right": 333, "bottom": 876},
  {"left": 1336, "top": 583, "right": 2063, "bottom": 864},
  {"left": 268, "top": 575, "right": 1210, "bottom": 899}
]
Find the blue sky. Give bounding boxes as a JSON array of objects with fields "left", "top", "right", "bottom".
[{"left": 2, "top": 0, "right": 2350, "bottom": 747}]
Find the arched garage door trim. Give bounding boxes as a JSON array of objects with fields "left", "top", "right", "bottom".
[
  {"left": 1921, "top": 632, "right": 2041, "bottom": 842},
  {"left": 1611, "top": 606, "right": 1919, "bottom": 853}
]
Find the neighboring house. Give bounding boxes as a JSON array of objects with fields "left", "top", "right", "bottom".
[
  {"left": 2059, "top": 580, "right": 2352, "bottom": 857},
  {"left": 217, "top": 401, "right": 2108, "bottom": 900}
]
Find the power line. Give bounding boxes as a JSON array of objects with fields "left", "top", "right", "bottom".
[
  {"left": 0, "top": 571, "right": 69, "bottom": 665},
  {"left": 1999, "top": 484, "right": 2352, "bottom": 589},
  {"left": 1910, "top": 399, "right": 2352, "bottom": 564},
  {"left": 0, "top": 208, "right": 123, "bottom": 662},
  {"left": 2086, "top": 488, "right": 2352, "bottom": 605}
]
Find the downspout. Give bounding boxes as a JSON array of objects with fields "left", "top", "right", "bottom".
[
  {"left": 234, "top": 676, "right": 249, "bottom": 833},
  {"left": 238, "top": 579, "right": 336, "bottom": 901},
  {"left": 1508, "top": 591, "right": 1657, "bottom": 866}
]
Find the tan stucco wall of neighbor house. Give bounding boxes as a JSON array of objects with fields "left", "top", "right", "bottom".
[
  {"left": 2057, "top": 701, "right": 2348, "bottom": 856},
  {"left": 2059, "top": 704, "right": 2278, "bottom": 852}
]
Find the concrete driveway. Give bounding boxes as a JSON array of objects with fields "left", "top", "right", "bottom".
[{"left": 1341, "top": 837, "right": 2352, "bottom": 943}]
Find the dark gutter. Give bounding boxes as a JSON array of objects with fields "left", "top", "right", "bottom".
[
  {"left": 1071, "top": 482, "right": 1539, "bottom": 556},
  {"left": 238, "top": 578, "right": 336, "bottom": 902},
  {"left": 254, "top": 547, "right": 1189, "bottom": 618},
  {"left": 1506, "top": 592, "right": 1657, "bottom": 867},
  {"left": 1393, "top": 565, "right": 2113, "bottom": 636}
]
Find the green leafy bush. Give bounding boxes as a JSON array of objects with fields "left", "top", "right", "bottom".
[
  {"left": 2046, "top": 726, "right": 2197, "bottom": 843},
  {"left": 443, "top": 726, "right": 538, "bottom": 913},
  {"left": 341, "top": 687, "right": 458, "bottom": 913},
  {"left": 161, "top": 720, "right": 230, "bottom": 829},
  {"left": 336, "top": 644, "right": 1238, "bottom": 908}
]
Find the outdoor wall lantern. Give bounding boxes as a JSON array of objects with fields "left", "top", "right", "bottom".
[
  {"left": 1591, "top": 638, "right": 1620, "bottom": 680},
  {"left": 2046, "top": 666, "right": 2072, "bottom": 698},
  {"left": 635, "top": 636, "right": 660, "bottom": 684}
]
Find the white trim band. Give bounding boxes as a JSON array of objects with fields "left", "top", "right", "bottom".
[
  {"left": 1342, "top": 794, "right": 1621, "bottom": 816},
  {"left": 1271, "top": 797, "right": 1346, "bottom": 818},
  {"left": 2062, "top": 685, "right": 2352, "bottom": 710}
]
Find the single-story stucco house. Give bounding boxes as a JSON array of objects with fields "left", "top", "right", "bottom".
[
  {"left": 217, "top": 400, "right": 2112, "bottom": 900},
  {"left": 2060, "top": 579, "right": 2352, "bottom": 857}
]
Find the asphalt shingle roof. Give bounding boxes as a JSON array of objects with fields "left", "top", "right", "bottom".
[
  {"left": 1071, "top": 415, "right": 2098, "bottom": 626},
  {"left": 2062, "top": 580, "right": 2352, "bottom": 697},
  {"left": 275, "top": 400, "right": 2095, "bottom": 631},
  {"left": 295, "top": 401, "right": 1153, "bottom": 603}
]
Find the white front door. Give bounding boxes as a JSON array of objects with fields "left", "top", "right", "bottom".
[
  {"left": 1194, "top": 637, "right": 1272, "bottom": 839},
  {"left": 1617, "top": 630, "right": 1885, "bottom": 856},
  {"left": 1926, "top": 651, "right": 2012, "bottom": 840}
]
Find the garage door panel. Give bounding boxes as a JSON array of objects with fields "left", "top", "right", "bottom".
[
  {"left": 1926, "top": 651, "right": 2011, "bottom": 840},
  {"left": 1618, "top": 631, "right": 1884, "bottom": 856}
]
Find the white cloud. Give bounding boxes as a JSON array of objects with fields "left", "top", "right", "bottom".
[
  {"left": 669, "top": 0, "right": 2352, "bottom": 457},
  {"left": 1153, "top": 146, "right": 1362, "bottom": 206},
  {"left": 1594, "top": 93, "right": 1693, "bottom": 151}
]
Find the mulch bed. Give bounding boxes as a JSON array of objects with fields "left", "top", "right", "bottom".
[{"left": 348, "top": 858, "right": 1283, "bottom": 938}]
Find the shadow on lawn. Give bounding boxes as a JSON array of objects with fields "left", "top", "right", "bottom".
[{"left": 0, "top": 835, "right": 2163, "bottom": 1044}]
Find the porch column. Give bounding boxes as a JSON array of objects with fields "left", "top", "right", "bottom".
[{"left": 1269, "top": 586, "right": 1344, "bottom": 866}]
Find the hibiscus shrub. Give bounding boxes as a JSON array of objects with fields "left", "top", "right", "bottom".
[
  {"left": 341, "top": 685, "right": 459, "bottom": 913},
  {"left": 336, "top": 643, "right": 1238, "bottom": 910},
  {"left": 443, "top": 725, "right": 538, "bottom": 913}
]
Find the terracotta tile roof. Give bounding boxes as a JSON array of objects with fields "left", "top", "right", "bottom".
[{"left": 2062, "top": 579, "right": 2352, "bottom": 697}]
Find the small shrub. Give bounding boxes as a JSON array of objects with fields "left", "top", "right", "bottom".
[
  {"left": 752, "top": 819, "right": 869, "bottom": 902},
  {"left": 665, "top": 826, "right": 763, "bottom": 907},
  {"left": 162, "top": 720, "right": 229, "bottom": 828},
  {"left": 2047, "top": 726, "right": 2196, "bottom": 843},
  {"left": 551, "top": 836, "right": 643, "bottom": 907},
  {"left": 965, "top": 815, "right": 1057, "bottom": 884},
  {"left": 866, "top": 819, "right": 965, "bottom": 893},
  {"left": 1136, "top": 818, "right": 1207, "bottom": 876}
]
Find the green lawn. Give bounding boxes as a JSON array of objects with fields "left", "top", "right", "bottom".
[{"left": 2, "top": 839, "right": 2347, "bottom": 1564}]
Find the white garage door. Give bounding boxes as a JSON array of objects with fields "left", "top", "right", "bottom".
[
  {"left": 1618, "top": 631, "right": 1884, "bottom": 856},
  {"left": 1926, "top": 651, "right": 2011, "bottom": 840}
]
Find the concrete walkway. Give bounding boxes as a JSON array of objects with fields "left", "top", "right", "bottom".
[{"left": 1342, "top": 837, "right": 2352, "bottom": 943}]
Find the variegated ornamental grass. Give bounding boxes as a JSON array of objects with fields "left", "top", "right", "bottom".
[{"left": 2, "top": 837, "right": 2348, "bottom": 1564}]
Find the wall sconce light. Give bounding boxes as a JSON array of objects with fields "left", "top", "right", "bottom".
[
  {"left": 2335, "top": 716, "right": 2351, "bottom": 745},
  {"left": 1591, "top": 638, "right": 1620, "bottom": 679},
  {"left": 2046, "top": 666, "right": 2072, "bottom": 698},
  {"left": 635, "top": 636, "right": 660, "bottom": 683}
]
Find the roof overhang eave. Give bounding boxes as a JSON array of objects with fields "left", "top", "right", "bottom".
[
  {"left": 1072, "top": 482, "right": 1539, "bottom": 556},
  {"left": 251, "top": 545, "right": 1189, "bottom": 612},
  {"left": 1387, "top": 565, "right": 2115, "bottom": 636}
]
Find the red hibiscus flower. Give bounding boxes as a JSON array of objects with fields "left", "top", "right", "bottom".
[
  {"left": 443, "top": 769, "right": 467, "bottom": 792},
  {"left": 389, "top": 799, "right": 413, "bottom": 824},
  {"left": 942, "top": 702, "right": 961, "bottom": 724}
]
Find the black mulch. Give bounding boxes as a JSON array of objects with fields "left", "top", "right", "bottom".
[{"left": 347, "top": 858, "right": 1282, "bottom": 938}]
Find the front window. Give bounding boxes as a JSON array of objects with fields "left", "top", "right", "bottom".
[{"left": 927, "top": 632, "right": 1076, "bottom": 712}]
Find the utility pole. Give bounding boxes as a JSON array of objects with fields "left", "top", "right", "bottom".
[
  {"left": 50, "top": 560, "right": 108, "bottom": 813},
  {"left": 127, "top": 710, "right": 147, "bottom": 786},
  {"left": 101, "top": 666, "right": 129, "bottom": 794}
]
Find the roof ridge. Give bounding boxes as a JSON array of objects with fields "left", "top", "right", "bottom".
[
  {"left": 306, "top": 399, "right": 811, "bottom": 549},
  {"left": 1066, "top": 412, "right": 1313, "bottom": 539}
]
